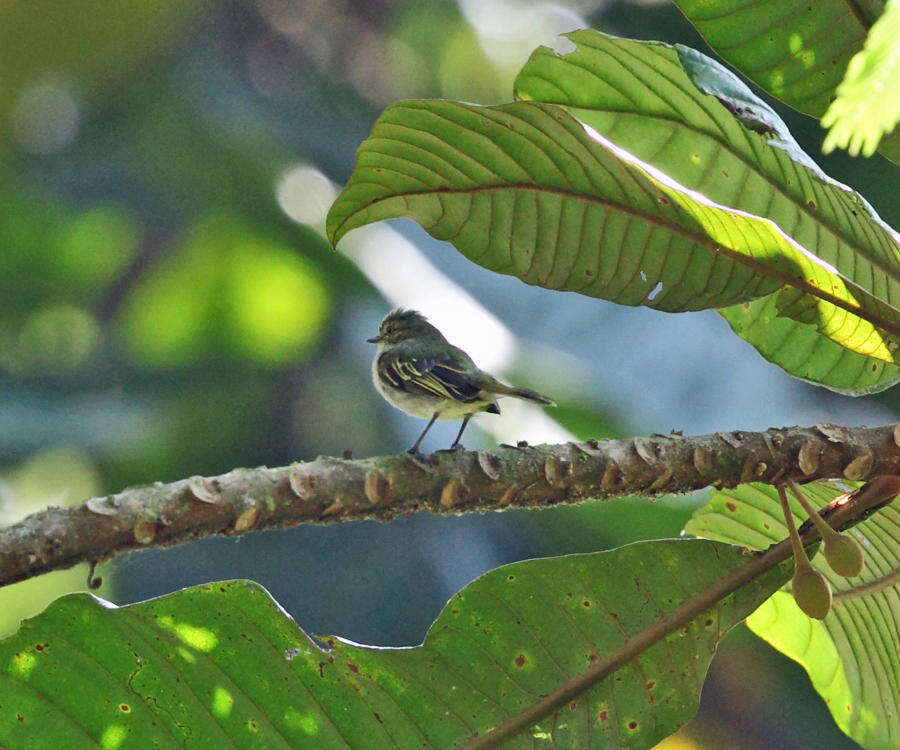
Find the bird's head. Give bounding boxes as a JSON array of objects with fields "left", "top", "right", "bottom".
[{"left": 367, "top": 309, "right": 443, "bottom": 345}]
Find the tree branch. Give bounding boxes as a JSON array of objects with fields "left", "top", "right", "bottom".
[{"left": 1, "top": 423, "right": 898, "bottom": 589}]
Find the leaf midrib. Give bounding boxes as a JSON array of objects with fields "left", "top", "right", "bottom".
[
  {"left": 518, "top": 45, "right": 900, "bottom": 288},
  {"left": 332, "top": 183, "right": 900, "bottom": 338}
]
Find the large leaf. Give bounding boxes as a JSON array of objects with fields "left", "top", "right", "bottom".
[
  {"left": 719, "top": 295, "right": 898, "bottom": 395},
  {"left": 686, "top": 482, "right": 899, "bottom": 749},
  {"left": 671, "top": 0, "right": 900, "bottom": 163},
  {"left": 513, "top": 30, "right": 900, "bottom": 393},
  {"left": 822, "top": 0, "right": 900, "bottom": 158},
  {"left": 0, "top": 540, "right": 789, "bottom": 748}
]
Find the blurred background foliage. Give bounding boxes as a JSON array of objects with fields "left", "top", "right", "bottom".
[{"left": 0, "top": 1, "right": 896, "bottom": 747}]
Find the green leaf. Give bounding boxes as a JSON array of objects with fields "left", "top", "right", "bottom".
[
  {"left": 822, "top": 0, "right": 900, "bottom": 158},
  {"left": 513, "top": 29, "right": 900, "bottom": 393},
  {"left": 671, "top": 0, "right": 900, "bottom": 164},
  {"left": 0, "top": 540, "right": 789, "bottom": 748},
  {"left": 719, "top": 296, "right": 899, "bottom": 394},
  {"left": 686, "top": 482, "right": 900, "bottom": 749}
]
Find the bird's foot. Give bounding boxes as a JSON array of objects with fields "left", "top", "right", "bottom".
[{"left": 406, "top": 448, "right": 434, "bottom": 471}]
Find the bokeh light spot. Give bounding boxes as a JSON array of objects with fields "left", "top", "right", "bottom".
[
  {"left": 8, "top": 305, "right": 100, "bottom": 375},
  {"left": 57, "top": 204, "right": 140, "bottom": 292},
  {"left": 12, "top": 77, "right": 80, "bottom": 154},
  {"left": 225, "top": 241, "right": 330, "bottom": 364}
]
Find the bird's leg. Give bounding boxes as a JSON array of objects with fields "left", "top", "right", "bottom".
[
  {"left": 408, "top": 412, "right": 439, "bottom": 457},
  {"left": 450, "top": 414, "right": 472, "bottom": 450}
]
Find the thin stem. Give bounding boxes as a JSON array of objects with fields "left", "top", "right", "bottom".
[
  {"left": 834, "top": 566, "right": 900, "bottom": 602},
  {"left": 787, "top": 478, "right": 836, "bottom": 540},
  {"left": 776, "top": 483, "right": 807, "bottom": 567}
]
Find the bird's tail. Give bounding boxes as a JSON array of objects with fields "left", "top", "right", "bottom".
[{"left": 487, "top": 380, "right": 556, "bottom": 407}]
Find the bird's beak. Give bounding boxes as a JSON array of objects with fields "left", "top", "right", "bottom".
[{"left": 366, "top": 336, "right": 381, "bottom": 343}]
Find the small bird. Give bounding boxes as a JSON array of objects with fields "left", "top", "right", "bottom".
[{"left": 368, "top": 309, "right": 556, "bottom": 456}]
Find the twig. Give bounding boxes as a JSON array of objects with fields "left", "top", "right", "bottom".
[
  {"left": 834, "top": 566, "right": 900, "bottom": 602},
  {"left": 1, "top": 423, "right": 898, "bottom": 589}
]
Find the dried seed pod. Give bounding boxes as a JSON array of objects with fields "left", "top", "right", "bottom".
[
  {"left": 787, "top": 479, "right": 865, "bottom": 579},
  {"left": 791, "top": 562, "right": 832, "bottom": 619},
  {"left": 824, "top": 534, "right": 864, "bottom": 578}
]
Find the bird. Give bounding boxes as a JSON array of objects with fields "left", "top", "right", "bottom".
[{"left": 367, "top": 309, "right": 555, "bottom": 456}]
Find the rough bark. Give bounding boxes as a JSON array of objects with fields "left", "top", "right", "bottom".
[{"left": 1, "top": 423, "right": 898, "bottom": 588}]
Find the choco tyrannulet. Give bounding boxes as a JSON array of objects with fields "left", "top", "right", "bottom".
[{"left": 368, "top": 309, "right": 555, "bottom": 456}]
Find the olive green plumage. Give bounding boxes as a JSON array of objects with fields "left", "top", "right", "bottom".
[{"left": 368, "top": 309, "right": 555, "bottom": 455}]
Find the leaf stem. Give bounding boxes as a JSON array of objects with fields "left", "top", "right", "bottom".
[{"left": 834, "top": 566, "right": 900, "bottom": 602}]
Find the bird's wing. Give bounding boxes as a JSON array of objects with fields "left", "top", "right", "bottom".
[{"left": 378, "top": 347, "right": 484, "bottom": 403}]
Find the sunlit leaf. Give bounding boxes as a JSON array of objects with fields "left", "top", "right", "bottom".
[
  {"left": 720, "top": 296, "right": 897, "bottom": 395},
  {"left": 672, "top": 0, "right": 900, "bottom": 164},
  {"left": 0, "top": 540, "right": 789, "bottom": 748},
  {"left": 513, "top": 30, "right": 900, "bottom": 393},
  {"left": 821, "top": 0, "right": 900, "bottom": 158},
  {"left": 327, "top": 94, "right": 900, "bottom": 393},
  {"left": 686, "top": 482, "right": 899, "bottom": 749}
]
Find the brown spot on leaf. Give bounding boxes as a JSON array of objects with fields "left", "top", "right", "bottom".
[
  {"left": 645, "top": 681, "right": 655, "bottom": 690},
  {"left": 373, "top": 712, "right": 383, "bottom": 724},
  {"left": 515, "top": 654, "right": 527, "bottom": 668},
  {"left": 628, "top": 721, "right": 638, "bottom": 730},
  {"left": 569, "top": 702, "right": 577, "bottom": 711},
  {"left": 725, "top": 501, "right": 737, "bottom": 512},
  {"left": 583, "top": 599, "right": 591, "bottom": 607},
  {"left": 120, "top": 704, "right": 131, "bottom": 713},
  {"left": 599, "top": 710, "right": 608, "bottom": 722},
  {"left": 347, "top": 662, "right": 359, "bottom": 674}
]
